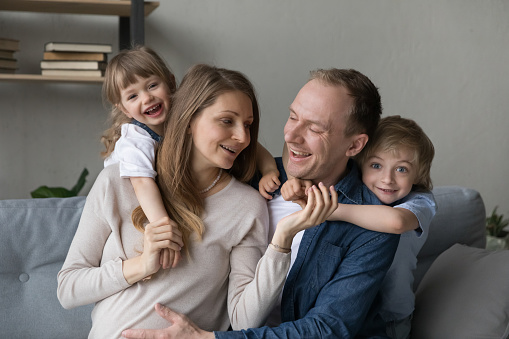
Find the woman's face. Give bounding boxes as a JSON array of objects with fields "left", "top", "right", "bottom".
[{"left": 189, "top": 90, "right": 253, "bottom": 172}]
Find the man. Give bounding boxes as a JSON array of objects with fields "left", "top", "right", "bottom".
[{"left": 123, "top": 68, "right": 400, "bottom": 338}]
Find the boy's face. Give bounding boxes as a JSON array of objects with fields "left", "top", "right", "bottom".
[
  {"left": 361, "top": 147, "right": 419, "bottom": 205},
  {"left": 118, "top": 75, "right": 171, "bottom": 135}
]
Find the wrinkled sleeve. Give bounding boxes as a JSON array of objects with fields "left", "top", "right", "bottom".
[
  {"left": 227, "top": 198, "right": 291, "bottom": 330},
  {"left": 57, "top": 167, "right": 132, "bottom": 309},
  {"left": 395, "top": 191, "right": 437, "bottom": 237},
  {"left": 116, "top": 124, "right": 158, "bottom": 179}
]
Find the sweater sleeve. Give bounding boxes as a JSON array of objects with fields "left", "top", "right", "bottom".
[
  {"left": 57, "top": 166, "right": 132, "bottom": 309},
  {"left": 227, "top": 195, "right": 291, "bottom": 330}
]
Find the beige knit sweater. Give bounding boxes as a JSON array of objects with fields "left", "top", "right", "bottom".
[{"left": 57, "top": 164, "right": 290, "bottom": 338}]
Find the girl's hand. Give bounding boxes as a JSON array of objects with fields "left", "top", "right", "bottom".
[
  {"left": 281, "top": 178, "right": 313, "bottom": 203},
  {"left": 160, "top": 248, "right": 182, "bottom": 269},
  {"left": 142, "top": 217, "right": 183, "bottom": 276},
  {"left": 271, "top": 182, "right": 338, "bottom": 251},
  {"left": 258, "top": 170, "right": 281, "bottom": 199}
]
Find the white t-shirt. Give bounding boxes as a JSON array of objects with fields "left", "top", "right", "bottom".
[
  {"left": 104, "top": 123, "right": 158, "bottom": 178},
  {"left": 265, "top": 193, "right": 304, "bottom": 326}
]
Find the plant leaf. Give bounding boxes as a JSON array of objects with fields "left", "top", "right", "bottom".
[
  {"left": 70, "top": 168, "right": 89, "bottom": 196},
  {"left": 30, "top": 186, "right": 74, "bottom": 198}
]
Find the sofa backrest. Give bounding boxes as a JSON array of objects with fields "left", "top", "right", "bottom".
[
  {"left": 414, "top": 185, "right": 486, "bottom": 290},
  {"left": 0, "top": 186, "right": 487, "bottom": 337},
  {"left": 0, "top": 196, "right": 92, "bottom": 339}
]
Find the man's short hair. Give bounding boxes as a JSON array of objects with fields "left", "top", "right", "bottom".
[{"left": 309, "top": 68, "right": 382, "bottom": 138}]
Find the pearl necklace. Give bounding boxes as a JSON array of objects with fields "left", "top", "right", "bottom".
[{"left": 199, "top": 169, "right": 223, "bottom": 194}]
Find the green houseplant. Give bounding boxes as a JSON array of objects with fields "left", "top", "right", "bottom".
[
  {"left": 31, "top": 168, "right": 89, "bottom": 198},
  {"left": 485, "top": 206, "right": 509, "bottom": 250}
]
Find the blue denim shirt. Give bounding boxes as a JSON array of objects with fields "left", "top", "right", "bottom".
[{"left": 216, "top": 158, "right": 400, "bottom": 339}]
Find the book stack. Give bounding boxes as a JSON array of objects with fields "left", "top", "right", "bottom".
[
  {"left": 41, "top": 42, "right": 112, "bottom": 77},
  {"left": 0, "top": 38, "right": 20, "bottom": 74}
]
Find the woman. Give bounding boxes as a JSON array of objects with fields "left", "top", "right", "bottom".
[{"left": 57, "top": 64, "right": 336, "bottom": 338}]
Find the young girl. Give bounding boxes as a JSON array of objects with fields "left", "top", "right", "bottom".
[
  {"left": 262, "top": 115, "right": 436, "bottom": 339},
  {"left": 101, "top": 46, "right": 179, "bottom": 269},
  {"left": 101, "top": 47, "right": 280, "bottom": 269}
]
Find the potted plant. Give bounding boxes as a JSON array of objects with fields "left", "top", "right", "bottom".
[
  {"left": 31, "top": 168, "right": 89, "bottom": 198},
  {"left": 485, "top": 206, "right": 509, "bottom": 250}
]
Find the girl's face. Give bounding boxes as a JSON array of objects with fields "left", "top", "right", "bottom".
[
  {"left": 361, "top": 147, "right": 419, "bottom": 205},
  {"left": 189, "top": 90, "right": 253, "bottom": 173},
  {"left": 118, "top": 75, "right": 171, "bottom": 135}
]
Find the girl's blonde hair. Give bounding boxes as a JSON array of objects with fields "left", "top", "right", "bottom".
[
  {"left": 356, "top": 115, "right": 435, "bottom": 191},
  {"left": 132, "top": 64, "right": 260, "bottom": 248},
  {"left": 100, "top": 45, "right": 177, "bottom": 158}
]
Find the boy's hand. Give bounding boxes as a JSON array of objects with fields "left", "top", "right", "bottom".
[
  {"left": 273, "top": 183, "right": 338, "bottom": 246},
  {"left": 258, "top": 170, "right": 281, "bottom": 199},
  {"left": 281, "top": 178, "right": 313, "bottom": 204}
]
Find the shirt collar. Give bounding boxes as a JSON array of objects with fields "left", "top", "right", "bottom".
[{"left": 130, "top": 119, "right": 162, "bottom": 142}]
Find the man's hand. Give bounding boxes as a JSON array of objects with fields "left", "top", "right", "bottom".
[{"left": 122, "top": 304, "right": 214, "bottom": 339}]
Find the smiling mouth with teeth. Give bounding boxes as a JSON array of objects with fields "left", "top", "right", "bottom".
[
  {"left": 144, "top": 104, "right": 161, "bottom": 115},
  {"left": 221, "top": 145, "right": 236, "bottom": 154},
  {"left": 379, "top": 188, "right": 397, "bottom": 193},
  {"left": 290, "top": 148, "right": 311, "bottom": 157}
]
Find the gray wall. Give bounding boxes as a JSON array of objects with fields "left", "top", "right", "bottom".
[{"left": 1, "top": 1, "right": 508, "bottom": 218}]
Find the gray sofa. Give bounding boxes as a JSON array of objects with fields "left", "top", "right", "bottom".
[{"left": 1, "top": 186, "right": 504, "bottom": 338}]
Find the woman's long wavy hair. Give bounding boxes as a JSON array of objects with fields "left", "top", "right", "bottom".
[
  {"left": 100, "top": 45, "right": 177, "bottom": 158},
  {"left": 132, "top": 64, "right": 260, "bottom": 249}
]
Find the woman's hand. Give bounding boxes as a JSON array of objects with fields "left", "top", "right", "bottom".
[
  {"left": 123, "top": 217, "right": 183, "bottom": 284},
  {"left": 271, "top": 182, "right": 337, "bottom": 252},
  {"left": 142, "top": 217, "right": 183, "bottom": 274}
]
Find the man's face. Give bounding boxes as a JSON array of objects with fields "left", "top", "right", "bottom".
[{"left": 283, "top": 79, "right": 359, "bottom": 187}]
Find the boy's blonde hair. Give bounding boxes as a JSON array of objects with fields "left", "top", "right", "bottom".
[
  {"left": 356, "top": 115, "right": 435, "bottom": 191},
  {"left": 100, "top": 45, "right": 177, "bottom": 158}
]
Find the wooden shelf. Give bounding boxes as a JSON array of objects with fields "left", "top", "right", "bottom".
[
  {"left": 0, "top": 0, "right": 159, "bottom": 17},
  {"left": 0, "top": 0, "right": 160, "bottom": 83},
  {"left": 0, "top": 74, "right": 103, "bottom": 84}
]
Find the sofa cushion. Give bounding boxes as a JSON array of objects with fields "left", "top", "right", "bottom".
[
  {"left": 0, "top": 197, "right": 92, "bottom": 338},
  {"left": 412, "top": 244, "right": 509, "bottom": 339},
  {"left": 414, "top": 186, "right": 486, "bottom": 290}
]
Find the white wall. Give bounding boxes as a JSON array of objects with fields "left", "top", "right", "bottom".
[{"left": 1, "top": 1, "right": 508, "bottom": 218}]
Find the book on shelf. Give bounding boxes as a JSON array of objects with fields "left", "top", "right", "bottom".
[
  {"left": 0, "top": 58, "right": 17, "bottom": 70},
  {"left": 40, "top": 60, "right": 106, "bottom": 70},
  {"left": 0, "top": 38, "right": 20, "bottom": 51},
  {"left": 44, "top": 42, "right": 112, "bottom": 54},
  {"left": 41, "top": 69, "right": 104, "bottom": 77},
  {"left": 0, "top": 68, "right": 16, "bottom": 74},
  {"left": 0, "top": 50, "right": 17, "bottom": 59},
  {"left": 43, "top": 51, "right": 107, "bottom": 62}
]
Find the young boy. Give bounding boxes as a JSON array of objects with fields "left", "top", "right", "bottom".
[{"left": 260, "top": 115, "right": 436, "bottom": 339}]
